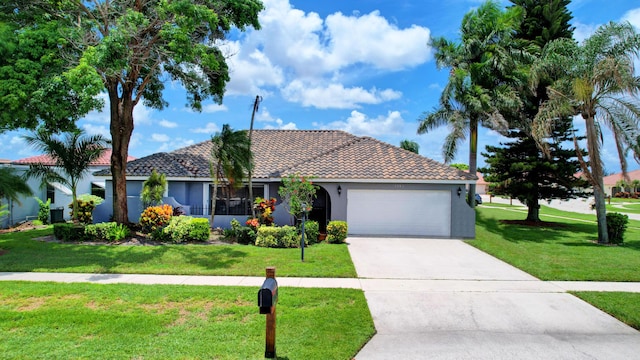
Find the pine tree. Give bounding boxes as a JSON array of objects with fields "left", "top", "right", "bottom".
[
  {"left": 481, "top": 0, "right": 582, "bottom": 222},
  {"left": 480, "top": 122, "right": 589, "bottom": 222}
]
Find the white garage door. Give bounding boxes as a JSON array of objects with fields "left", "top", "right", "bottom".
[{"left": 347, "top": 189, "right": 451, "bottom": 237}]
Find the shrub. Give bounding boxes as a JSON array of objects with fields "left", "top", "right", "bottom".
[
  {"left": 326, "top": 221, "right": 348, "bottom": 244},
  {"left": 162, "top": 216, "right": 210, "bottom": 243},
  {"left": 254, "top": 197, "right": 277, "bottom": 225},
  {"left": 69, "top": 199, "right": 96, "bottom": 224},
  {"left": 139, "top": 204, "right": 173, "bottom": 233},
  {"left": 140, "top": 169, "right": 167, "bottom": 208},
  {"left": 222, "top": 218, "right": 256, "bottom": 245},
  {"left": 85, "top": 222, "right": 130, "bottom": 242},
  {"left": 54, "top": 223, "right": 86, "bottom": 242},
  {"left": 606, "top": 212, "right": 629, "bottom": 245},
  {"left": 255, "top": 225, "right": 299, "bottom": 248},
  {"left": 300, "top": 220, "right": 319, "bottom": 245},
  {"left": 35, "top": 198, "right": 51, "bottom": 224}
]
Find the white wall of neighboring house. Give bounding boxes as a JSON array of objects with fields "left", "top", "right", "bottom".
[{"left": 0, "top": 164, "right": 107, "bottom": 228}]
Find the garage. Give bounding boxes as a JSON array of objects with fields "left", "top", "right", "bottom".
[{"left": 346, "top": 189, "right": 451, "bottom": 237}]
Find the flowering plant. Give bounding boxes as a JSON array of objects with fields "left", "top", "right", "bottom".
[
  {"left": 139, "top": 204, "right": 173, "bottom": 233},
  {"left": 245, "top": 217, "right": 260, "bottom": 230},
  {"left": 254, "top": 197, "right": 277, "bottom": 225}
]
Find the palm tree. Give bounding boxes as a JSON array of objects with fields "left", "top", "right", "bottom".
[
  {"left": 210, "top": 124, "right": 253, "bottom": 225},
  {"left": 418, "top": 1, "right": 522, "bottom": 207},
  {"left": 532, "top": 21, "right": 640, "bottom": 244},
  {"left": 400, "top": 140, "right": 419, "bottom": 154},
  {"left": 23, "top": 129, "right": 108, "bottom": 221},
  {"left": 0, "top": 167, "right": 33, "bottom": 222}
]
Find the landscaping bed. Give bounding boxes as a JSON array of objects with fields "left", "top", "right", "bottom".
[{"left": 0, "top": 227, "right": 357, "bottom": 277}]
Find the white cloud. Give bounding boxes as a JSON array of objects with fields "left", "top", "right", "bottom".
[
  {"left": 151, "top": 133, "right": 170, "bottom": 142},
  {"left": 263, "top": 119, "right": 298, "bottom": 130},
  {"left": 317, "top": 110, "right": 405, "bottom": 137},
  {"left": 622, "top": 8, "right": 640, "bottom": 30},
  {"left": 156, "top": 138, "right": 196, "bottom": 153},
  {"left": 282, "top": 80, "right": 402, "bottom": 109},
  {"left": 573, "top": 21, "right": 598, "bottom": 43},
  {"left": 324, "top": 10, "right": 432, "bottom": 71},
  {"left": 192, "top": 122, "right": 220, "bottom": 134},
  {"left": 224, "top": 0, "right": 429, "bottom": 108},
  {"left": 81, "top": 123, "right": 110, "bottom": 139},
  {"left": 159, "top": 119, "right": 178, "bottom": 128},
  {"left": 202, "top": 103, "right": 229, "bottom": 113}
]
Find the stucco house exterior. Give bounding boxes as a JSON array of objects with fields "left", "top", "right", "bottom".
[
  {"left": 603, "top": 169, "right": 640, "bottom": 196},
  {"left": 1, "top": 150, "right": 133, "bottom": 228},
  {"left": 94, "top": 130, "right": 477, "bottom": 238}
]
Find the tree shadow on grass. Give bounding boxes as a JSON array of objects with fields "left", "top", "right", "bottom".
[{"left": 476, "top": 210, "right": 596, "bottom": 244}]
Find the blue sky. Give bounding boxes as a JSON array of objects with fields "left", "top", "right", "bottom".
[{"left": 1, "top": 0, "right": 639, "bottom": 174}]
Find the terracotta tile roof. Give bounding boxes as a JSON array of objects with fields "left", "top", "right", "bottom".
[
  {"left": 12, "top": 149, "right": 134, "bottom": 166},
  {"left": 603, "top": 169, "right": 640, "bottom": 185},
  {"left": 95, "top": 130, "right": 475, "bottom": 182}
]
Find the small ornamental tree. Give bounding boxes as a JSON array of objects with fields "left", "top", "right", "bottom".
[
  {"left": 278, "top": 174, "right": 318, "bottom": 219},
  {"left": 141, "top": 169, "right": 167, "bottom": 208}
]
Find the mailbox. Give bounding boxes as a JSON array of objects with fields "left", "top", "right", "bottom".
[{"left": 258, "top": 277, "right": 278, "bottom": 314}]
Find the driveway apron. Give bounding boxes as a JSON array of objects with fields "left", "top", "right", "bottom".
[{"left": 348, "top": 237, "right": 640, "bottom": 360}]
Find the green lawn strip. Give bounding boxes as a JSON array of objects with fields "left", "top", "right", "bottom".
[
  {"left": 607, "top": 203, "right": 640, "bottom": 214},
  {"left": 571, "top": 292, "right": 640, "bottom": 330},
  {"left": 0, "top": 281, "right": 374, "bottom": 360},
  {"left": 0, "top": 228, "right": 356, "bottom": 277},
  {"left": 470, "top": 206, "right": 640, "bottom": 281}
]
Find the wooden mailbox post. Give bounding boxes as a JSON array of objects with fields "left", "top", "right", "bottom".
[{"left": 258, "top": 267, "right": 278, "bottom": 358}]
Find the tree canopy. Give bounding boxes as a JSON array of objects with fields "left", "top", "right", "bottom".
[
  {"left": 479, "top": 0, "right": 580, "bottom": 222},
  {"left": 2, "top": 0, "right": 264, "bottom": 224},
  {"left": 532, "top": 21, "right": 640, "bottom": 243}
]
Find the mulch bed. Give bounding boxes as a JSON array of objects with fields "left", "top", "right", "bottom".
[{"left": 499, "top": 220, "right": 568, "bottom": 228}]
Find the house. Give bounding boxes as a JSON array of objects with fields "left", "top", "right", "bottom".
[
  {"left": 603, "top": 169, "right": 640, "bottom": 196},
  {"left": 0, "top": 150, "right": 134, "bottom": 228},
  {"left": 475, "top": 172, "right": 488, "bottom": 194},
  {"left": 94, "top": 130, "right": 477, "bottom": 238}
]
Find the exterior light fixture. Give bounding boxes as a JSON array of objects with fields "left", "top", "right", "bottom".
[
  {"left": 457, "top": 187, "right": 462, "bottom": 197},
  {"left": 337, "top": 185, "right": 342, "bottom": 196}
]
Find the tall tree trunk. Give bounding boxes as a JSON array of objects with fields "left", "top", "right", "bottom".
[
  {"left": 468, "top": 118, "right": 478, "bottom": 209},
  {"left": 248, "top": 95, "right": 260, "bottom": 219},
  {"left": 525, "top": 198, "right": 540, "bottom": 222},
  {"left": 584, "top": 113, "right": 609, "bottom": 244},
  {"left": 108, "top": 81, "right": 134, "bottom": 224}
]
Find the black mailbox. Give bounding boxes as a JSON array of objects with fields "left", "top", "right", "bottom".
[{"left": 258, "top": 277, "right": 278, "bottom": 314}]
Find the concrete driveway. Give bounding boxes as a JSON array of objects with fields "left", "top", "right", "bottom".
[{"left": 349, "top": 237, "right": 640, "bottom": 360}]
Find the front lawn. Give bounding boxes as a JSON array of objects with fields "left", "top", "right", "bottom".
[
  {"left": 571, "top": 292, "right": 640, "bottom": 330},
  {"left": 471, "top": 205, "right": 640, "bottom": 281},
  {"left": 0, "top": 281, "right": 374, "bottom": 360},
  {"left": 0, "top": 228, "right": 356, "bottom": 277}
]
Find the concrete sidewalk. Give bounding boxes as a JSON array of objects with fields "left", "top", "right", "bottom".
[{"left": 2, "top": 272, "right": 640, "bottom": 293}]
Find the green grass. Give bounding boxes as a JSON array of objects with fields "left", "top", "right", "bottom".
[
  {"left": 607, "top": 203, "right": 640, "bottom": 214},
  {"left": 470, "top": 206, "right": 640, "bottom": 281},
  {"left": 0, "top": 228, "right": 356, "bottom": 277},
  {"left": 0, "top": 281, "right": 374, "bottom": 360},
  {"left": 571, "top": 292, "right": 640, "bottom": 330}
]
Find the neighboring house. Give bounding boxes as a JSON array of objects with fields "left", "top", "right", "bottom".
[
  {"left": 475, "top": 172, "right": 487, "bottom": 195},
  {"left": 95, "top": 130, "right": 477, "bottom": 238},
  {"left": 603, "top": 169, "right": 640, "bottom": 196},
  {"left": 0, "top": 150, "right": 134, "bottom": 228}
]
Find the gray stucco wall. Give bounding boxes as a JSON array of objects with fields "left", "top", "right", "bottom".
[{"left": 94, "top": 178, "right": 475, "bottom": 239}]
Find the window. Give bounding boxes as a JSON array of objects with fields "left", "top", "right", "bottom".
[
  {"left": 46, "top": 184, "right": 55, "bottom": 204},
  {"left": 91, "top": 183, "right": 105, "bottom": 199},
  {"left": 210, "top": 185, "right": 264, "bottom": 216}
]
